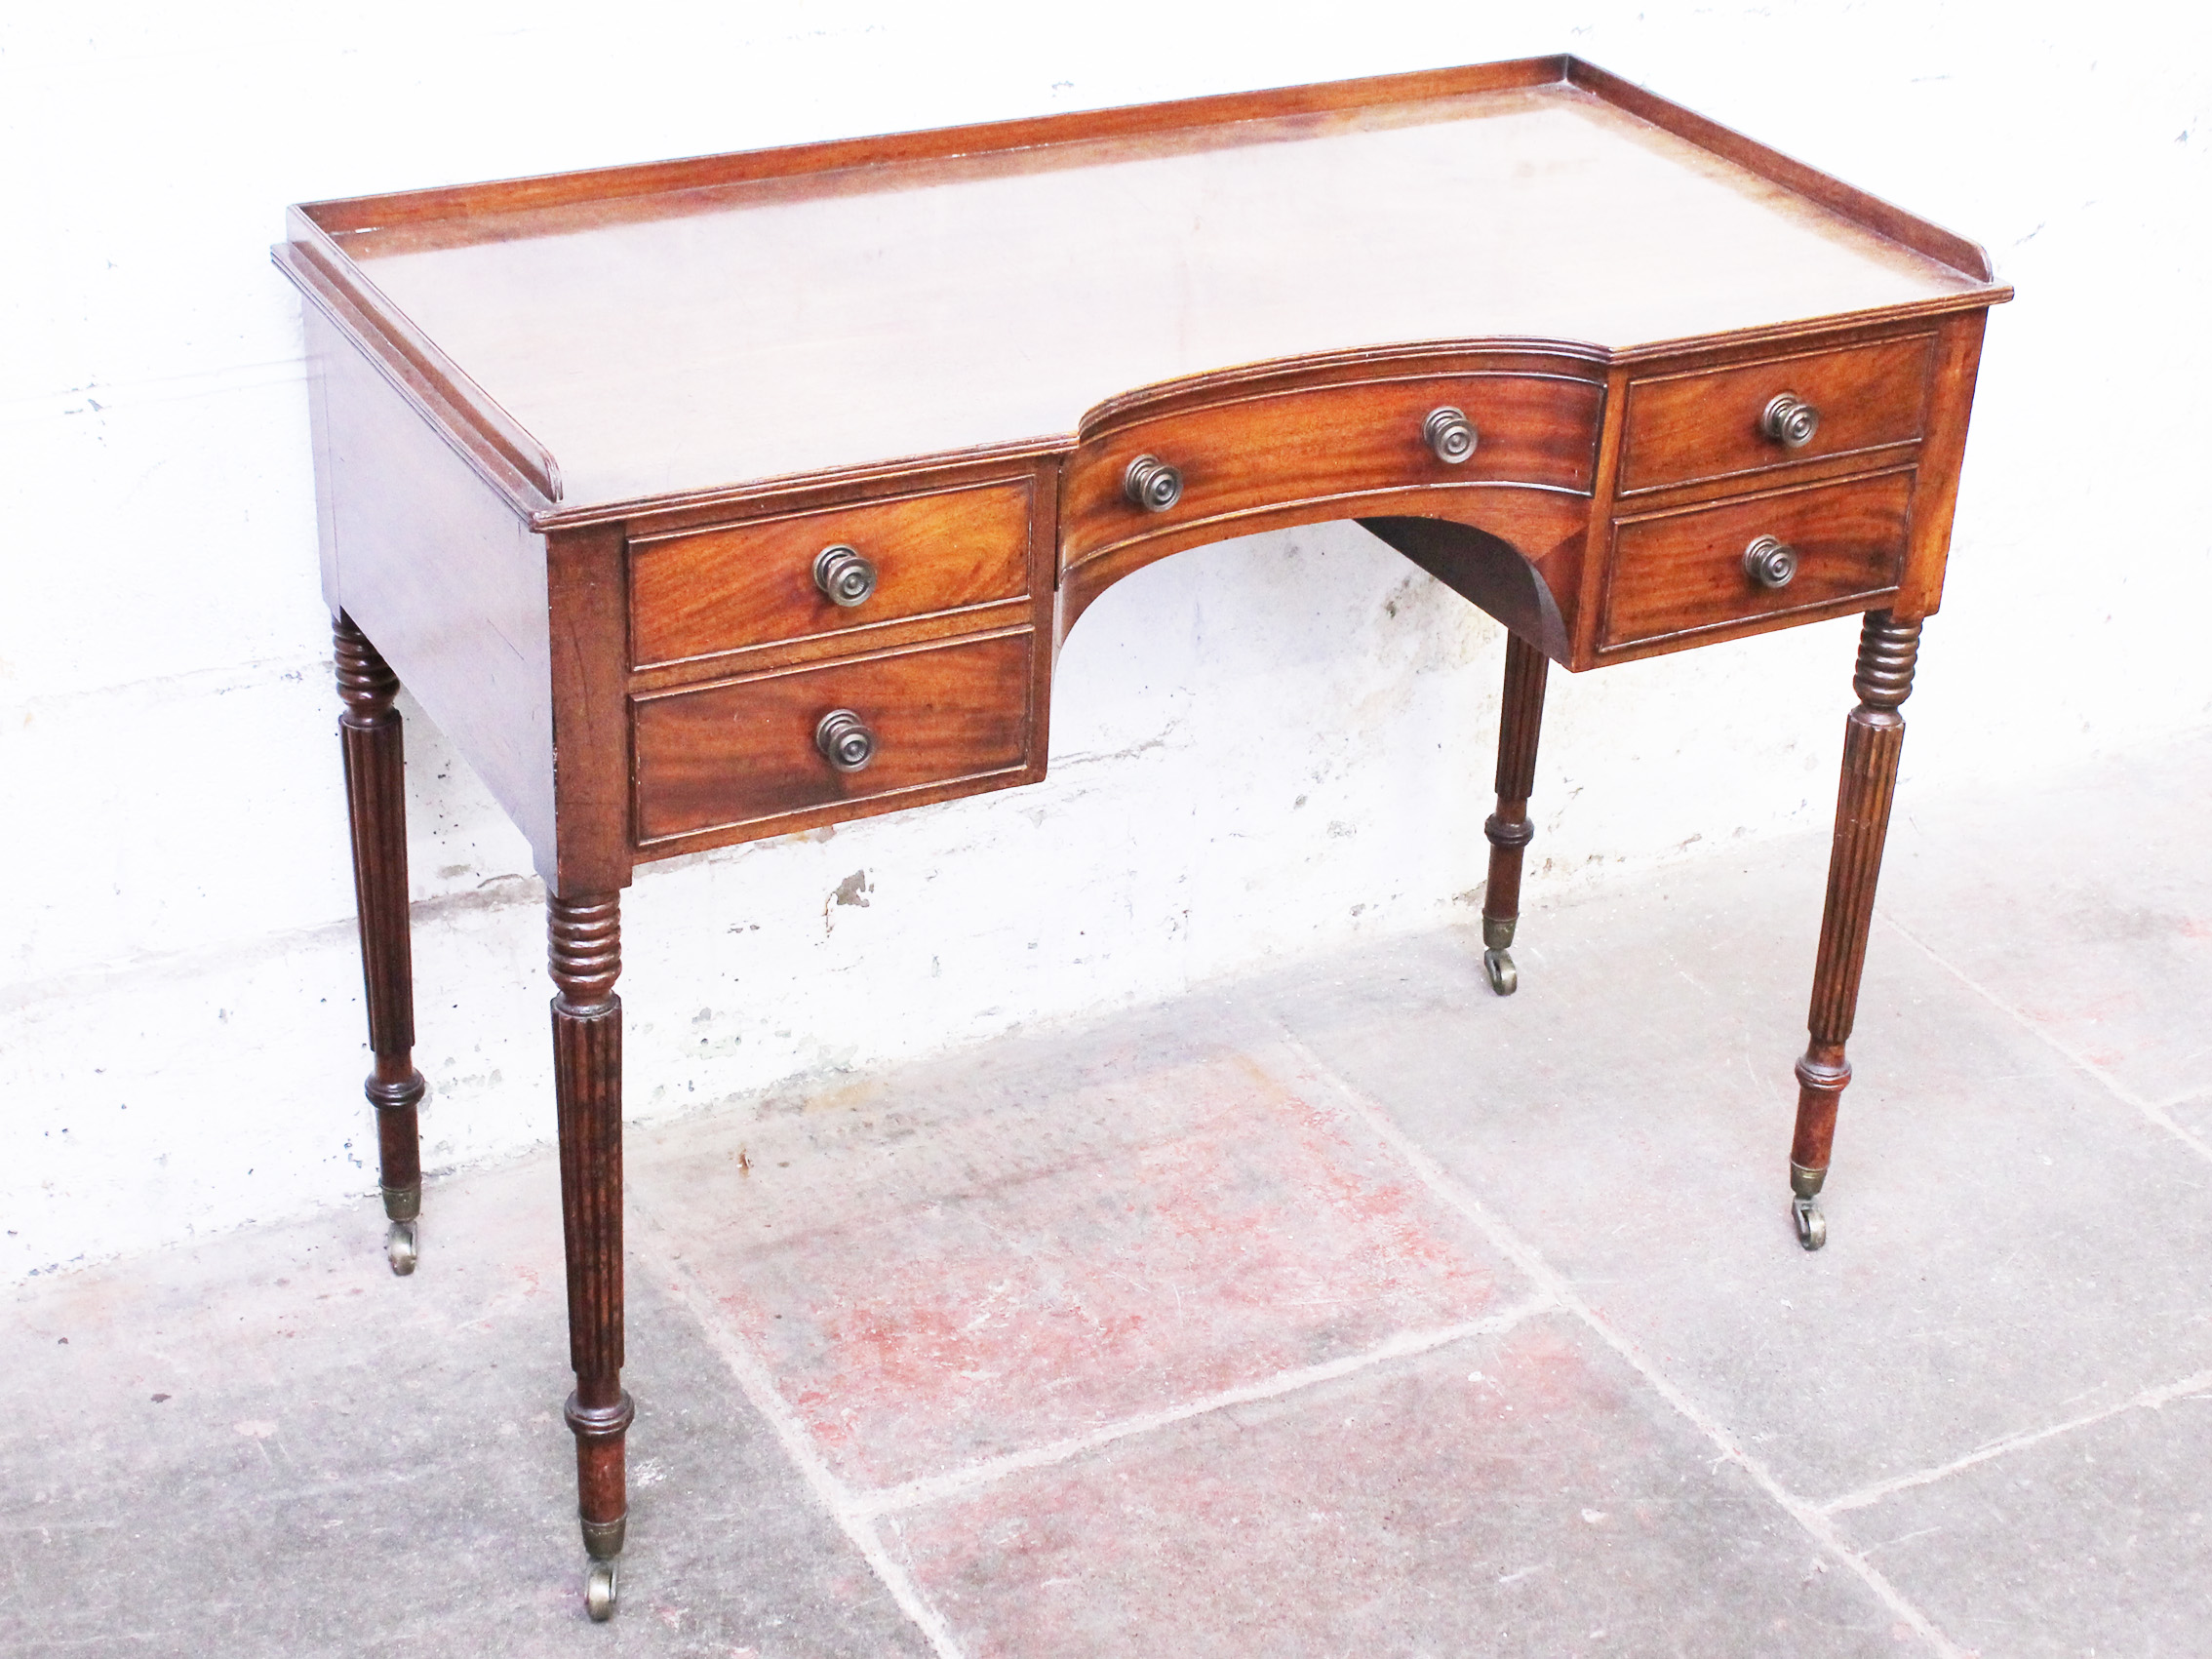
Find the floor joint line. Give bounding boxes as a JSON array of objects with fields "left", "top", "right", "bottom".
[
  {"left": 631, "top": 1205, "right": 969, "bottom": 1659},
  {"left": 850, "top": 1295, "right": 1556, "bottom": 1520},
  {"left": 1269, "top": 1027, "right": 1972, "bottom": 1659},
  {"left": 1820, "top": 1363, "right": 2212, "bottom": 1516},
  {"left": 1879, "top": 909, "right": 2212, "bottom": 1167}
]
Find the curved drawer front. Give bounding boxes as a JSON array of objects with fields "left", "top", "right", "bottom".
[
  {"left": 1600, "top": 470, "right": 1912, "bottom": 652},
  {"left": 632, "top": 630, "right": 1033, "bottom": 844},
  {"left": 1062, "top": 373, "right": 1602, "bottom": 572},
  {"left": 628, "top": 480, "right": 1033, "bottom": 670},
  {"left": 1620, "top": 334, "right": 1935, "bottom": 496}
]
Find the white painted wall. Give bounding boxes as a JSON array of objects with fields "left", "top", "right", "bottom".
[{"left": 4, "top": 1, "right": 2207, "bottom": 1281}]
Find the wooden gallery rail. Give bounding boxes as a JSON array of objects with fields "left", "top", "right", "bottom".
[{"left": 275, "top": 57, "right": 2008, "bottom": 1620}]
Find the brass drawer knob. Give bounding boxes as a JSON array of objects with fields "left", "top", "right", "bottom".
[
  {"left": 1424, "top": 406, "right": 1479, "bottom": 464},
  {"left": 1123, "top": 454, "right": 1182, "bottom": 512},
  {"left": 1761, "top": 393, "right": 1821, "bottom": 450},
  {"left": 812, "top": 544, "right": 878, "bottom": 608},
  {"left": 1744, "top": 534, "right": 1798, "bottom": 590},
  {"left": 814, "top": 708, "right": 876, "bottom": 772}
]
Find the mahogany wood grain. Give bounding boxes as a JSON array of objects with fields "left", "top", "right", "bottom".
[
  {"left": 334, "top": 614, "right": 424, "bottom": 1223},
  {"left": 1792, "top": 613, "right": 1920, "bottom": 1186},
  {"left": 550, "top": 892, "right": 633, "bottom": 1561},
  {"left": 285, "top": 66, "right": 1998, "bottom": 512},
  {"left": 547, "top": 524, "right": 635, "bottom": 899},
  {"left": 1600, "top": 469, "right": 1913, "bottom": 652},
  {"left": 1062, "top": 368, "right": 1602, "bottom": 571},
  {"left": 273, "top": 58, "right": 2009, "bottom": 1608},
  {"left": 632, "top": 629, "right": 1035, "bottom": 847},
  {"left": 303, "top": 302, "right": 560, "bottom": 875},
  {"left": 630, "top": 480, "right": 1033, "bottom": 670},
  {"left": 1894, "top": 310, "right": 1991, "bottom": 620},
  {"left": 1618, "top": 333, "right": 1935, "bottom": 495},
  {"left": 1483, "top": 634, "right": 1550, "bottom": 946}
]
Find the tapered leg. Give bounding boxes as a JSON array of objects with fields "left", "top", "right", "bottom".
[
  {"left": 1481, "top": 631, "right": 1550, "bottom": 997},
  {"left": 335, "top": 613, "right": 427, "bottom": 1276},
  {"left": 550, "top": 891, "right": 631, "bottom": 1621},
  {"left": 1789, "top": 611, "right": 1920, "bottom": 1250}
]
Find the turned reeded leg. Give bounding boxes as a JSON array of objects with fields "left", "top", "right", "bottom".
[
  {"left": 335, "top": 613, "right": 427, "bottom": 1276},
  {"left": 551, "top": 892, "right": 631, "bottom": 1621},
  {"left": 1790, "top": 611, "right": 1920, "bottom": 1251},
  {"left": 1481, "top": 631, "right": 1550, "bottom": 997}
]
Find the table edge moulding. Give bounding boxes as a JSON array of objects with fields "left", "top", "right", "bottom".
[{"left": 275, "top": 53, "right": 2010, "bottom": 1621}]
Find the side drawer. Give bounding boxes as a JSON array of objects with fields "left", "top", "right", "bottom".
[
  {"left": 632, "top": 630, "right": 1034, "bottom": 844},
  {"left": 1619, "top": 335, "right": 1935, "bottom": 495},
  {"left": 628, "top": 480, "right": 1033, "bottom": 669},
  {"left": 1600, "top": 471, "right": 1913, "bottom": 652}
]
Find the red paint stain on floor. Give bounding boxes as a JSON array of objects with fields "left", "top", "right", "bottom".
[
  {"left": 887, "top": 1322, "right": 1688, "bottom": 1659},
  {"left": 692, "top": 1049, "right": 1510, "bottom": 1488}
]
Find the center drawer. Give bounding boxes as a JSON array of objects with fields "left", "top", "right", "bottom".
[
  {"left": 631, "top": 629, "right": 1035, "bottom": 845},
  {"left": 1061, "top": 371, "right": 1602, "bottom": 571},
  {"left": 628, "top": 480, "right": 1034, "bottom": 670}
]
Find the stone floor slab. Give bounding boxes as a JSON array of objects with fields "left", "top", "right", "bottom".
[
  {"left": 0, "top": 1160, "right": 928, "bottom": 1658},
  {"left": 1254, "top": 833, "right": 2212, "bottom": 1506},
  {"left": 1830, "top": 1372, "right": 2212, "bottom": 1658},
  {"left": 1879, "top": 741, "right": 2212, "bottom": 1113},
  {"left": 884, "top": 1315, "right": 1911, "bottom": 1658},
  {"left": 630, "top": 1023, "right": 1525, "bottom": 1492}
]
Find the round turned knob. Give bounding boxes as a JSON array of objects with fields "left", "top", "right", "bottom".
[
  {"left": 812, "top": 544, "right": 878, "bottom": 608},
  {"left": 1123, "top": 454, "right": 1182, "bottom": 512},
  {"left": 1423, "top": 406, "right": 1479, "bottom": 464},
  {"left": 1744, "top": 534, "right": 1798, "bottom": 591},
  {"left": 814, "top": 708, "right": 876, "bottom": 772},
  {"left": 1761, "top": 393, "right": 1821, "bottom": 450}
]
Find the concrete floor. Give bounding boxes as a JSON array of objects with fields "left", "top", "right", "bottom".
[{"left": 9, "top": 736, "right": 2210, "bottom": 1658}]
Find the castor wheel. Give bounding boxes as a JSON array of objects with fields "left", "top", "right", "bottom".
[
  {"left": 386, "top": 1219, "right": 418, "bottom": 1276},
  {"left": 1483, "top": 947, "right": 1518, "bottom": 997},
  {"left": 1792, "top": 1195, "right": 1826, "bottom": 1251},
  {"left": 584, "top": 1558, "right": 618, "bottom": 1622}
]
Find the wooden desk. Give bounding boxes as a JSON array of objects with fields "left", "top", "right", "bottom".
[{"left": 275, "top": 56, "right": 2007, "bottom": 1621}]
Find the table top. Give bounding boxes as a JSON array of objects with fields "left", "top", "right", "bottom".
[{"left": 288, "top": 59, "right": 2001, "bottom": 514}]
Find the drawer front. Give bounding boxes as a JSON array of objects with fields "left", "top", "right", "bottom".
[
  {"left": 1063, "top": 373, "right": 1602, "bottom": 569},
  {"left": 1619, "top": 335, "right": 1935, "bottom": 495},
  {"left": 1601, "top": 471, "right": 1913, "bottom": 652},
  {"left": 628, "top": 481, "right": 1033, "bottom": 669},
  {"left": 632, "top": 630, "right": 1033, "bottom": 843}
]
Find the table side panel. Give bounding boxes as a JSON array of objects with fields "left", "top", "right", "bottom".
[
  {"left": 1894, "top": 308, "right": 1991, "bottom": 619},
  {"left": 307, "top": 304, "right": 557, "bottom": 870}
]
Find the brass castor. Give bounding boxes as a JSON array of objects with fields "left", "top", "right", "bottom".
[
  {"left": 385, "top": 1219, "right": 418, "bottom": 1276},
  {"left": 1482, "top": 947, "right": 1518, "bottom": 997},
  {"left": 1792, "top": 1195, "right": 1826, "bottom": 1251},
  {"left": 585, "top": 1558, "right": 618, "bottom": 1622}
]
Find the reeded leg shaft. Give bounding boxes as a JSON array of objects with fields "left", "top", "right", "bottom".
[
  {"left": 550, "top": 892, "right": 631, "bottom": 1619},
  {"left": 1790, "top": 611, "right": 1921, "bottom": 1249},
  {"left": 335, "top": 613, "right": 426, "bottom": 1274},
  {"left": 1481, "top": 632, "right": 1550, "bottom": 997}
]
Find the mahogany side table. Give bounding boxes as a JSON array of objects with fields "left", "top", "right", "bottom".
[{"left": 276, "top": 56, "right": 2008, "bottom": 1619}]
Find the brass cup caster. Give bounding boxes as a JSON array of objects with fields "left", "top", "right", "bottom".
[
  {"left": 1790, "top": 1162, "right": 1827, "bottom": 1250},
  {"left": 385, "top": 1219, "right": 418, "bottom": 1276},
  {"left": 584, "top": 1557, "right": 618, "bottom": 1622},
  {"left": 1791, "top": 1196, "right": 1826, "bottom": 1250},
  {"left": 1481, "top": 918, "right": 1519, "bottom": 997}
]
